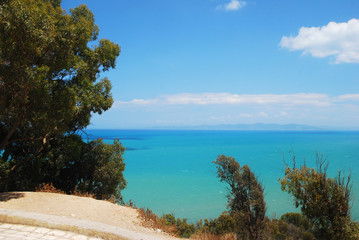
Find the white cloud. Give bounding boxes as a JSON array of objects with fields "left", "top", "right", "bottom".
[
  {"left": 239, "top": 113, "right": 253, "bottom": 118},
  {"left": 335, "top": 94, "right": 359, "bottom": 101},
  {"left": 114, "top": 98, "right": 158, "bottom": 107},
  {"left": 114, "top": 92, "right": 343, "bottom": 107},
  {"left": 216, "top": 0, "right": 246, "bottom": 11},
  {"left": 280, "top": 18, "right": 359, "bottom": 63},
  {"left": 164, "top": 93, "right": 331, "bottom": 106},
  {"left": 105, "top": 92, "right": 359, "bottom": 128},
  {"left": 258, "top": 112, "right": 268, "bottom": 117}
]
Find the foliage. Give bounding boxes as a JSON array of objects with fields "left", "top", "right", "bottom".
[
  {"left": 268, "top": 220, "right": 315, "bottom": 240},
  {"left": 193, "top": 212, "right": 242, "bottom": 239},
  {"left": 48, "top": 137, "right": 127, "bottom": 202},
  {"left": 137, "top": 209, "right": 178, "bottom": 236},
  {"left": 191, "top": 232, "right": 237, "bottom": 240},
  {"left": 1, "top": 134, "right": 127, "bottom": 202},
  {"left": 266, "top": 213, "right": 316, "bottom": 240},
  {"left": 213, "top": 155, "right": 267, "bottom": 240},
  {"left": 175, "top": 217, "right": 197, "bottom": 238},
  {"left": 0, "top": 0, "right": 119, "bottom": 152},
  {"left": 202, "top": 212, "right": 237, "bottom": 236},
  {"left": 158, "top": 213, "right": 196, "bottom": 238},
  {"left": 280, "top": 154, "right": 357, "bottom": 240},
  {"left": 36, "top": 182, "right": 65, "bottom": 194},
  {"left": 280, "top": 213, "right": 312, "bottom": 231},
  {"left": 138, "top": 210, "right": 197, "bottom": 238},
  {"left": 133, "top": 153, "right": 358, "bottom": 240},
  {"left": 0, "top": 0, "right": 124, "bottom": 200},
  {"left": 36, "top": 182, "right": 96, "bottom": 199}
]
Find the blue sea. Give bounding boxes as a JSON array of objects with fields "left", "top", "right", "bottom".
[{"left": 84, "top": 130, "right": 359, "bottom": 222}]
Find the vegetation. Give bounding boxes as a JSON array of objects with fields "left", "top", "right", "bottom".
[
  {"left": 137, "top": 154, "right": 358, "bottom": 240},
  {"left": 0, "top": 0, "right": 125, "bottom": 201},
  {"left": 213, "top": 155, "right": 267, "bottom": 239},
  {"left": 138, "top": 208, "right": 318, "bottom": 240},
  {"left": 268, "top": 213, "right": 315, "bottom": 240},
  {"left": 280, "top": 154, "right": 358, "bottom": 240},
  {"left": 0, "top": 1, "right": 358, "bottom": 239}
]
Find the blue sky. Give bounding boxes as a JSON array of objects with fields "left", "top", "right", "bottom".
[{"left": 62, "top": 0, "right": 359, "bottom": 129}]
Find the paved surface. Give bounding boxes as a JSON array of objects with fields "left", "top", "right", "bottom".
[
  {"left": 0, "top": 223, "right": 101, "bottom": 240},
  {"left": 0, "top": 208, "right": 173, "bottom": 240}
]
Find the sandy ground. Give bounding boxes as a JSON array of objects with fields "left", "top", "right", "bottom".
[{"left": 0, "top": 192, "right": 181, "bottom": 240}]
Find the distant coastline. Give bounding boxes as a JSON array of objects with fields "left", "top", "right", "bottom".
[
  {"left": 87, "top": 123, "right": 359, "bottom": 131},
  {"left": 149, "top": 123, "right": 321, "bottom": 131}
]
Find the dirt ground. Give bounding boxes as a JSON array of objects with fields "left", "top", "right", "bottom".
[{"left": 0, "top": 192, "right": 180, "bottom": 240}]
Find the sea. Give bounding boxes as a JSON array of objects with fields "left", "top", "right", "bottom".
[{"left": 84, "top": 129, "right": 359, "bottom": 222}]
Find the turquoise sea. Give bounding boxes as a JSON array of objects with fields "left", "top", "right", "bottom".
[{"left": 84, "top": 130, "right": 359, "bottom": 222}]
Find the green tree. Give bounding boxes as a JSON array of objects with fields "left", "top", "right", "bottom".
[
  {"left": 0, "top": 0, "right": 124, "bottom": 200},
  {"left": 213, "top": 155, "right": 267, "bottom": 240},
  {"left": 280, "top": 154, "right": 357, "bottom": 240},
  {"left": 0, "top": 0, "right": 119, "bottom": 159}
]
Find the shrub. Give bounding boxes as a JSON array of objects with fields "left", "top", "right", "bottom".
[{"left": 280, "top": 154, "right": 357, "bottom": 239}]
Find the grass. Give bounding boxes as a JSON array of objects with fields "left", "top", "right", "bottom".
[
  {"left": 35, "top": 183, "right": 96, "bottom": 199},
  {"left": 137, "top": 207, "right": 179, "bottom": 236},
  {"left": 190, "top": 232, "right": 237, "bottom": 240}
]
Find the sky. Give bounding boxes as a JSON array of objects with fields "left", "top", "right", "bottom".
[{"left": 62, "top": 0, "right": 359, "bottom": 129}]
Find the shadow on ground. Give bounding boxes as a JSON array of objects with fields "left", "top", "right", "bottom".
[{"left": 0, "top": 192, "right": 25, "bottom": 202}]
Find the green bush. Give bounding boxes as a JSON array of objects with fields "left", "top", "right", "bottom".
[
  {"left": 269, "top": 218, "right": 316, "bottom": 240},
  {"left": 176, "top": 218, "right": 196, "bottom": 238},
  {"left": 280, "top": 155, "right": 357, "bottom": 239},
  {"left": 280, "top": 213, "right": 312, "bottom": 231}
]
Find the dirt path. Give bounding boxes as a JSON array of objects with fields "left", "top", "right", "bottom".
[{"left": 0, "top": 192, "right": 181, "bottom": 240}]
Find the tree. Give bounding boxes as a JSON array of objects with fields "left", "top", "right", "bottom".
[
  {"left": 0, "top": 0, "right": 119, "bottom": 161},
  {"left": 213, "top": 155, "right": 267, "bottom": 240},
  {"left": 0, "top": 0, "right": 124, "bottom": 200},
  {"left": 280, "top": 153, "right": 358, "bottom": 240}
]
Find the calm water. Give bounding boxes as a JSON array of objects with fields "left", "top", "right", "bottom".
[{"left": 84, "top": 130, "right": 359, "bottom": 222}]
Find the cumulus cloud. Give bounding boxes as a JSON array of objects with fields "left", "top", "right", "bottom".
[
  {"left": 216, "top": 0, "right": 246, "bottom": 11},
  {"left": 280, "top": 18, "right": 359, "bottom": 63}
]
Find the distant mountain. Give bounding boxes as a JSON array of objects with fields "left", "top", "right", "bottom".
[{"left": 152, "top": 123, "right": 321, "bottom": 130}]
